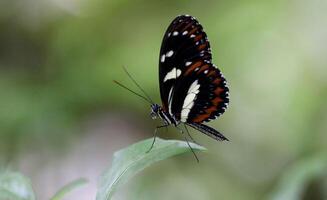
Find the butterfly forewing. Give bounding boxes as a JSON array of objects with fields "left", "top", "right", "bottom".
[
  {"left": 159, "top": 15, "right": 229, "bottom": 123},
  {"left": 159, "top": 15, "right": 211, "bottom": 111}
]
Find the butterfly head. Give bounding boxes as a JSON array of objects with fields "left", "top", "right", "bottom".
[{"left": 150, "top": 104, "right": 161, "bottom": 119}]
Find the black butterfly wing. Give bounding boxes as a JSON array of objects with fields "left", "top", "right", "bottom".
[
  {"left": 159, "top": 15, "right": 211, "bottom": 112},
  {"left": 159, "top": 15, "right": 229, "bottom": 123}
]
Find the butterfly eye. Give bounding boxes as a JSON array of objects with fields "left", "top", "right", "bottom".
[{"left": 150, "top": 112, "right": 157, "bottom": 119}]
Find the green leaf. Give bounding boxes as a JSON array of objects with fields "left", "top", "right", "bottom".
[
  {"left": 96, "top": 137, "right": 206, "bottom": 200},
  {"left": 0, "top": 171, "right": 36, "bottom": 200},
  {"left": 268, "top": 154, "right": 327, "bottom": 200},
  {"left": 50, "top": 178, "right": 88, "bottom": 200}
]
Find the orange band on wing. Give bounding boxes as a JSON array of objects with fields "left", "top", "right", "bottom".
[
  {"left": 207, "top": 70, "right": 216, "bottom": 77},
  {"left": 198, "top": 44, "right": 207, "bottom": 51},
  {"left": 212, "top": 78, "right": 221, "bottom": 84},
  {"left": 197, "top": 64, "right": 210, "bottom": 74},
  {"left": 189, "top": 27, "right": 198, "bottom": 34},
  {"left": 212, "top": 97, "right": 224, "bottom": 105},
  {"left": 205, "top": 106, "right": 217, "bottom": 113},
  {"left": 195, "top": 34, "right": 203, "bottom": 41},
  {"left": 184, "top": 61, "right": 203, "bottom": 75},
  {"left": 193, "top": 113, "right": 211, "bottom": 122},
  {"left": 214, "top": 87, "right": 225, "bottom": 95},
  {"left": 181, "top": 22, "right": 193, "bottom": 32},
  {"left": 192, "top": 98, "right": 224, "bottom": 123}
]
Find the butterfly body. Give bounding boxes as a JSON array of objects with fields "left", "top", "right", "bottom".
[
  {"left": 150, "top": 103, "right": 179, "bottom": 126},
  {"left": 150, "top": 15, "right": 230, "bottom": 141}
]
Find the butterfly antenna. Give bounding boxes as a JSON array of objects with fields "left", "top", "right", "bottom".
[
  {"left": 113, "top": 80, "right": 152, "bottom": 104},
  {"left": 122, "top": 66, "right": 154, "bottom": 104}
]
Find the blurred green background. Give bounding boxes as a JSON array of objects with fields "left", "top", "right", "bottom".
[{"left": 1, "top": 0, "right": 327, "bottom": 199}]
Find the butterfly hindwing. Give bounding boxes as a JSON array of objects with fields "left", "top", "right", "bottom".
[
  {"left": 183, "top": 63, "right": 229, "bottom": 123},
  {"left": 159, "top": 15, "right": 229, "bottom": 123}
]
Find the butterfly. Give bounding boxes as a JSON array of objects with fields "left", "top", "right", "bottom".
[{"left": 115, "top": 15, "right": 229, "bottom": 158}]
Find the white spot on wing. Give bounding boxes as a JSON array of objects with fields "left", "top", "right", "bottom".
[
  {"left": 182, "top": 31, "right": 188, "bottom": 35},
  {"left": 204, "top": 70, "right": 209, "bottom": 74},
  {"left": 190, "top": 34, "right": 195, "bottom": 38},
  {"left": 183, "top": 93, "right": 196, "bottom": 108},
  {"left": 188, "top": 80, "right": 200, "bottom": 94},
  {"left": 166, "top": 50, "right": 174, "bottom": 57},
  {"left": 173, "top": 31, "right": 179, "bottom": 36},
  {"left": 161, "top": 54, "right": 165, "bottom": 63},
  {"left": 185, "top": 61, "right": 192, "bottom": 66},
  {"left": 168, "top": 87, "right": 174, "bottom": 115},
  {"left": 181, "top": 109, "right": 191, "bottom": 121},
  {"left": 181, "top": 80, "right": 200, "bottom": 122},
  {"left": 164, "top": 68, "right": 182, "bottom": 82}
]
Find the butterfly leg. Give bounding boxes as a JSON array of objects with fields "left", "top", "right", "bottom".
[
  {"left": 183, "top": 124, "right": 200, "bottom": 145},
  {"left": 146, "top": 124, "right": 169, "bottom": 153},
  {"left": 176, "top": 126, "right": 200, "bottom": 163}
]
